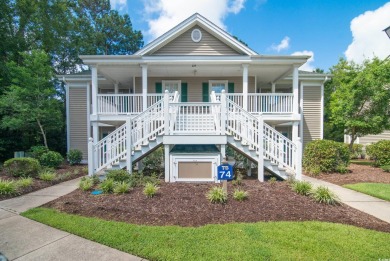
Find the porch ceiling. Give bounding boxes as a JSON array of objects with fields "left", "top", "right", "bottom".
[{"left": 97, "top": 63, "right": 294, "bottom": 86}]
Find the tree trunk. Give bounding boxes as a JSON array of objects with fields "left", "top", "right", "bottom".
[
  {"left": 349, "top": 129, "right": 357, "bottom": 152},
  {"left": 37, "top": 119, "right": 48, "bottom": 148}
]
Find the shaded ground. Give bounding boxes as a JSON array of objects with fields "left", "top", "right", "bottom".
[
  {"left": 45, "top": 180, "right": 390, "bottom": 233},
  {"left": 0, "top": 164, "right": 87, "bottom": 200},
  {"left": 314, "top": 163, "right": 390, "bottom": 186}
]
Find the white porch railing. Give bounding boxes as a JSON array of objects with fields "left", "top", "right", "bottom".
[
  {"left": 216, "top": 93, "right": 293, "bottom": 113},
  {"left": 89, "top": 90, "right": 301, "bottom": 179},
  {"left": 97, "top": 94, "right": 166, "bottom": 115}
]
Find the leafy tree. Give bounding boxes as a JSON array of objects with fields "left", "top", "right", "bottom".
[
  {"left": 0, "top": 50, "right": 63, "bottom": 148},
  {"left": 328, "top": 57, "right": 390, "bottom": 150}
]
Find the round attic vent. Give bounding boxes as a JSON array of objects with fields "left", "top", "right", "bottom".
[{"left": 191, "top": 29, "right": 202, "bottom": 42}]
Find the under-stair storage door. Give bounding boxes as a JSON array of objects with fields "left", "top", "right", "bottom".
[{"left": 170, "top": 155, "right": 220, "bottom": 182}]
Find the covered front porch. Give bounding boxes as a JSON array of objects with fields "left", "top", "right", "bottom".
[{"left": 82, "top": 55, "right": 304, "bottom": 117}]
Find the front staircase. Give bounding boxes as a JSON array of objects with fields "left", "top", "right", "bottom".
[{"left": 88, "top": 91, "right": 302, "bottom": 181}]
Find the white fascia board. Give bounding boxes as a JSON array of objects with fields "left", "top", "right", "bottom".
[{"left": 135, "top": 13, "right": 257, "bottom": 56}]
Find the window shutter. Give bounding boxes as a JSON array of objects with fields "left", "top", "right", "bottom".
[
  {"left": 181, "top": 83, "right": 188, "bottom": 102},
  {"left": 228, "top": 82, "right": 234, "bottom": 93},
  {"left": 155, "top": 82, "right": 162, "bottom": 93},
  {"left": 202, "top": 82, "right": 209, "bottom": 102}
]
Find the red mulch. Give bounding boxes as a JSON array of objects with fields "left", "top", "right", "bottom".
[
  {"left": 0, "top": 164, "right": 87, "bottom": 201},
  {"left": 314, "top": 163, "right": 390, "bottom": 186},
  {"left": 44, "top": 179, "right": 390, "bottom": 233}
]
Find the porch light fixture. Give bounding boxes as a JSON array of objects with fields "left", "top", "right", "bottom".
[{"left": 384, "top": 26, "right": 390, "bottom": 40}]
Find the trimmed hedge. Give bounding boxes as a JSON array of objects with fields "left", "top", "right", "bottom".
[
  {"left": 303, "top": 140, "right": 350, "bottom": 175},
  {"left": 366, "top": 140, "right": 390, "bottom": 167},
  {"left": 29, "top": 145, "right": 49, "bottom": 159},
  {"left": 3, "top": 157, "right": 41, "bottom": 177},
  {"left": 348, "top": 144, "right": 363, "bottom": 159},
  {"left": 67, "top": 149, "right": 83, "bottom": 165},
  {"left": 39, "top": 151, "right": 64, "bottom": 168}
]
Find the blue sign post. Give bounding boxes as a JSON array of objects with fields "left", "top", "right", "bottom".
[{"left": 217, "top": 164, "right": 233, "bottom": 180}]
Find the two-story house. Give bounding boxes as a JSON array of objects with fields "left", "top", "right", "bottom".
[{"left": 60, "top": 13, "right": 328, "bottom": 182}]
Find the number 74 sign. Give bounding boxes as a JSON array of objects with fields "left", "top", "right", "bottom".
[{"left": 217, "top": 164, "right": 233, "bottom": 180}]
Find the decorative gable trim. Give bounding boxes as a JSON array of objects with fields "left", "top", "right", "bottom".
[{"left": 135, "top": 13, "right": 257, "bottom": 56}]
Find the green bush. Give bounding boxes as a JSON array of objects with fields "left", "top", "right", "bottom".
[
  {"left": 0, "top": 179, "right": 17, "bottom": 195},
  {"left": 381, "top": 165, "right": 390, "bottom": 173},
  {"left": 106, "top": 169, "right": 131, "bottom": 182},
  {"left": 39, "top": 151, "right": 64, "bottom": 168},
  {"left": 100, "top": 178, "right": 115, "bottom": 193},
  {"left": 233, "top": 189, "right": 248, "bottom": 201},
  {"left": 366, "top": 140, "right": 390, "bottom": 167},
  {"left": 38, "top": 170, "right": 57, "bottom": 181},
  {"left": 29, "top": 145, "right": 49, "bottom": 159},
  {"left": 292, "top": 181, "right": 313, "bottom": 196},
  {"left": 143, "top": 182, "right": 159, "bottom": 198},
  {"left": 113, "top": 181, "right": 131, "bottom": 194},
  {"left": 347, "top": 144, "right": 363, "bottom": 159},
  {"left": 126, "top": 172, "right": 159, "bottom": 187},
  {"left": 67, "top": 149, "right": 83, "bottom": 165},
  {"left": 142, "top": 147, "right": 164, "bottom": 174},
  {"left": 3, "top": 157, "right": 41, "bottom": 177},
  {"left": 303, "top": 140, "right": 350, "bottom": 175},
  {"left": 79, "top": 177, "right": 94, "bottom": 191},
  {"left": 312, "top": 186, "right": 340, "bottom": 205},
  {"left": 206, "top": 186, "right": 227, "bottom": 204}
]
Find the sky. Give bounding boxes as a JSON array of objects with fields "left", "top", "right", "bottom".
[{"left": 110, "top": 0, "right": 390, "bottom": 72}]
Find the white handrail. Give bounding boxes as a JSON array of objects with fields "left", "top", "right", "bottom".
[{"left": 225, "top": 98, "right": 296, "bottom": 173}]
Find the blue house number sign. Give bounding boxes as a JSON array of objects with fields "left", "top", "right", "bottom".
[{"left": 217, "top": 164, "right": 233, "bottom": 180}]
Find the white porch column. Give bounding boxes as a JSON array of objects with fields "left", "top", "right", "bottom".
[
  {"left": 92, "top": 122, "right": 99, "bottom": 171},
  {"left": 141, "top": 64, "right": 148, "bottom": 111},
  {"left": 126, "top": 117, "right": 132, "bottom": 173},
  {"left": 114, "top": 83, "right": 119, "bottom": 94},
  {"left": 271, "top": 82, "right": 276, "bottom": 93},
  {"left": 258, "top": 113, "right": 264, "bottom": 182},
  {"left": 164, "top": 145, "right": 170, "bottom": 182},
  {"left": 292, "top": 122, "right": 299, "bottom": 144},
  {"left": 242, "top": 64, "right": 249, "bottom": 111},
  {"left": 293, "top": 65, "right": 299, "bottom": 114},
  {"left": 91, "top": 66, "right": 98, "bottom": 115}
]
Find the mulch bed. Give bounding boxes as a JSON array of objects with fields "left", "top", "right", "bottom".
[
  {"left": 44, "top": 179, "right": 390, "bottom": 233},
  {"left": 313, "top": 163, "right": 390, "bottom": 186},
  {"left": 0, "top": 164, "right": 87, "bottom": 201}
]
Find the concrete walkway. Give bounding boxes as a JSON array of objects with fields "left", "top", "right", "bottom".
[
  {"left": 0, "top": 178, "right": 144, "bottom": 261},
  {"left": 303, "top": 175, "right": 390, "bottom": 224}
]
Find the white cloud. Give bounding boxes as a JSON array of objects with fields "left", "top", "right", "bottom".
[
  {"left": 270, "top": 36, "right": 290, "bottom": 52},
  {"left": 292, "top": 50, "right": 315, "bottom": 72},
  {"left": 345, "top": 2, "right": 390, "bottom": 63},
  {"left": 110, "top": 0, "right": 127, "bottom": 11},
  {"left": 142, "top": 0, "right": 246, "bottom": 40}
]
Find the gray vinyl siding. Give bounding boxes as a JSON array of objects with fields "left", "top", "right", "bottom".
[
  {"left": 152, "top": 26, "right": 242, "bottom": 56},
  {"left": 302, "top": 86, "right": 322, "bottom": 147},
  {"left": 358, "top": 131, "right": 390, "bottom": 145},
  {"left": 69, "top": 87, "right": 88, "bottom": 160},
  {"left": 135, "top": 76, "right": 256, "bottom": 102}
]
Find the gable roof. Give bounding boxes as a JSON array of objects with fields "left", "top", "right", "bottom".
[{"left": 135, "top": 13, "right": 258, "bottom": 56}]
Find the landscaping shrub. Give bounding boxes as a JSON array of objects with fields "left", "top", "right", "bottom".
[
  {"left": 366, "top": 140, "right": 390, "bottom": 167},
  {"left": 303, "top": 140, "right": 350, "bottom": 175},
  {"left": 312, "top": 186, "right": 340, "bottom": 205},
  {"left": 142, "top": 147, "right": 163, "bottom": 174},
  {"left": 127, "top": 172, "right": 159, "bottom": 187},
  {"left": 206, "top": 186, "right": 227, "bottom": 204},
  {"left": 0, "top": 179, "right": 17, "bottom": 195},
  {"left": 106, "top": 169, "right": 131, "bottom": 182},
  {"left": 381, "top": 165, "right": 390, "bottom": 173},
  {"left": 39, "top": 151, "right": 64, "bottom": 168},
  {"left": 38, "top": 170, "right": 57, "bottom": 181},
  {"left": 100, "top": 179, "right": 115, "bottom": 193},
  {"left": 29, "top": 145, "right": 49, "bottom": 159},
  {"left": 67, "top": 149, "right": 83, "bottom": 165},
  {"left": 292, "top": 181, "right": 313, "bottom": 196},
  {"left": 3, "top": 157, "right": 40, "bottom": 177},
  {"left": 233, "top": 189, "right": 248, "bottom": 201},
  {"left": 15, "top": 177, "right": 33, "bottom": 188},
  {"left": 79, "top": 177, "right": 94, "bottom": 191},
  {"left": 113, "top": 181, "right": 131, "bottom": 194},
  {"left": 269, "top": 177, "right": 277, "bottom": 185},
  {"left": 143, "top": 182, "right": 159, "bottom": 198}
]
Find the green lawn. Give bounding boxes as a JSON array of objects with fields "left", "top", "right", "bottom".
[
  {"left": 22, "top": 208, "right": 390, "bottom": 261},
  {"left": 344, "top": 183, "right": 390, "bottom": 201}
]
